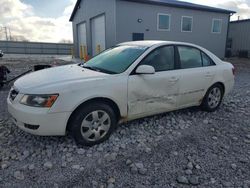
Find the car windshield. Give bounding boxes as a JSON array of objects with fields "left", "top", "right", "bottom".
[{"left": 82, "top": 45, "right": 147, "bottom": 74}]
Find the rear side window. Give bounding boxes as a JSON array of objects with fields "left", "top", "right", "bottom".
[
  {"left": 178, "top": 46, "right": 202, "bottom": 69},
  {"left": 201, "top": 52, "right": 215, "bottom": 66},
  {"left": 140, "top": 46, "right": 175, "bottom": 72}
]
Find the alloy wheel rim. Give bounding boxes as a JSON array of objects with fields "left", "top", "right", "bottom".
[
  {"left": 208, "top": 87, "right": 221, "bottom": 109},
  {"left": 80, "top": 110, "right": 111, "bottom": 142}
]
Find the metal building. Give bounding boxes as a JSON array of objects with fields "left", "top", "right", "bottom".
[
  {"left": 69, "top": 0, "right": 235, "bottom": 59},
  {"left": 228, "top": 19, "right": 250, "bottom": 58}
]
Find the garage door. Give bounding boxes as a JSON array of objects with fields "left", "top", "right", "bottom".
[
  {"left": 91, "top": 15, "right": 106, "bottom": 56},
  {"left": 77, "top": 22, "right": 87, "bottom": 58}
]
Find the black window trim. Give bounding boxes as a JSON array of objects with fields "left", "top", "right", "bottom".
[
  {"left": 130, "top": 44, "right": 178, "bottom": 75},
  {"left": 176, "top": 44, "right": 216, "bottom": 70}
]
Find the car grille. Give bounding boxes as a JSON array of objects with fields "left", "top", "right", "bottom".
[{"left": 9, "top": 89, "right": 19, "bottom": 101}]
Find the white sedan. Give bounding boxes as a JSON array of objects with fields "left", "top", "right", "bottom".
[{"left": 7, "top": 41, "right": 235, "bottom": 146}]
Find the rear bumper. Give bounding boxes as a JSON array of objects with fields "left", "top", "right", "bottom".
[
  {"left": 7, "top": 97, "right": 70, "bottom": 136},
  {"left": 224, "top": 79, "right": 235, "bottom": 96}
]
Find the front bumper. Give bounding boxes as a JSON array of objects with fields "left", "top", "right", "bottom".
[{"left": 7, "top": 96, "right": 70, "bottom": 136}]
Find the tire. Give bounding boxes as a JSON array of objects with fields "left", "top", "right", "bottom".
[
  {"left": 69, "top": 102, "right": 117, "bottom": 146},
  {"left": 201, "top": 84, "right": 224, "bottom": 112}
]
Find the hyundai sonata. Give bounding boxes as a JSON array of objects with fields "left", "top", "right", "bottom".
[{"left": 8, "top": 41, "right": 235, "bottom": 146}]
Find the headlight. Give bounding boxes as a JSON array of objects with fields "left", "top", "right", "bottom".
[{"left": 20, "top": 94, "right": 59, "bottom": 108}]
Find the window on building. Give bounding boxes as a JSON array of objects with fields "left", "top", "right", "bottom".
[
  {"left": 201, "top": 52, "right": 215, "bottom": 66},
  {"left": 212, "top": 19, "right": 222, "bottom": 33},
  {"left": 178, "top": 46, "right": 202, "bottom": 69},
  {"left": 157, "top": 14, "right": 170, "bottom": 31},
  {"left": 140, "top": 46, "right": 175, "bottom": 71},
  {"left": 181, "top": 16, "right": 193, "bottom": 32}
]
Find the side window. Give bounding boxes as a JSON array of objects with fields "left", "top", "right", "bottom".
[
  {"left": 140, "top": 46, "right": 175, "bottom": 72},
  {"left": 201, "top": 52, "right": 215, "bottom": 66},
  {"left": 158, "top": 14, "right": 171, "bottom": 31},
  {"left": 181, "top": 16, "right": 193, "bottom": 32},
  {"left": 212, "top": 19, "right": 222, "bottom": 33},
  {"left": 178, "top": 46, "right": 202, "bottom": 69}
]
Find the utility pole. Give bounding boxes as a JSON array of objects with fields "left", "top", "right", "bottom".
[
  {"left": 4, "top": 27, "right": 8, "bottom": 41},
  {"left": 8, "top": 27, "right": 12, "bottom": 41}
]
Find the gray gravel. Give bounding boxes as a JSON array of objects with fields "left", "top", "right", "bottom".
[{"left": 0, "top": 56, "right": 250, "bottom": 187}]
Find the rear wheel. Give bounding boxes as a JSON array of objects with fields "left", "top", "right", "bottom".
[
  {"left": 69, "top": 102, "right": 117, "bottom": 146},
  {"left": 201, "top": 84, "right": 224, "bottom": 112}
]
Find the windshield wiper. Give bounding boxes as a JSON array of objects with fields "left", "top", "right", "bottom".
[
  {"left": 80, "top": 64, "right": 116, "bottom": 74},
  {"left": 82, "top": 65, "right": 101, "bottom": 72}
]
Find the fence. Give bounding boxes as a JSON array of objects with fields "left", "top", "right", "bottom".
[{"left": 0, "top": 41, "right": 73, "bottom": 55}]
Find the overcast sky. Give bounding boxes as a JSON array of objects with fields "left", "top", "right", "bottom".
[{"left": 0, "top": 0, "right": 249, "bottom": 43}]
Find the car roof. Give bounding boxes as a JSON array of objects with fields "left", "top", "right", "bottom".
[
  {"left": 118, "top": 40, "right": 222, "bottom": 63},
  {"left": 118, "top": 40, "right": 198, "bottom": 48}
]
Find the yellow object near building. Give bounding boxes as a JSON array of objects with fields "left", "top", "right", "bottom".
[
  {"left": 80, "top": 45, "right": 84, "bottom": 60},
  {"left": 96, "top": 45, "right": 101, "bottom": 54},
  {"left": 83, "top": 46, "right": 87, "bottom": 62}
]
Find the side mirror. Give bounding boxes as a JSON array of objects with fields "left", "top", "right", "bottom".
[{"left": 135, "top": 65, "right": 155, "bottom": 74}]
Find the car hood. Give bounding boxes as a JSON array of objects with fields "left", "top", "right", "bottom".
[{"left": 14, "top": 64, "right": 108, "bottom": 93}]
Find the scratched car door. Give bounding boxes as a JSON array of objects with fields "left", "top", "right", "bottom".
[
  {"left": 176, "top": 46, "right": 215, "bottom": 108},
  {"left": 127, "top": 45, "right": 180, "bottom": 119}
]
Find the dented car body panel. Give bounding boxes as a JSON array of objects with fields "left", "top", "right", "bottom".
[
  {"left": 128, "top": 70, "right": 180, "bottom": 119},
  {"left": 7, "top": 41, "right": 235, "bottom": 136}
]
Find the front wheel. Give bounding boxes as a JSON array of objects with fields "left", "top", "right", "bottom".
[
  {"left": 69, "top": 102, "right": 117, "bottom": 146},
  {"left": 201, "top": 84, "right": 224, "bottom": 112}
]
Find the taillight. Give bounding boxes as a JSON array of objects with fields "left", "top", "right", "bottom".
[{"left": 232, "top": 67, "right": 236, "bottom": 76}]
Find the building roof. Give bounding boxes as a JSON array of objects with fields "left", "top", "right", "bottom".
[
  {"left": 69, "top": 0, "right": 236, "bottom": 21},
  {"left": 230, "top": 19, "right": 250, "bottom": 24}
]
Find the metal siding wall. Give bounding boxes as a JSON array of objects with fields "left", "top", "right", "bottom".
[
  {"left": 0, "top": 41, "right": 73, "bottom": 55},
  {"left": 91, "top": 14, "right": 106, "bottom": 56},
  {"left": 71, "top": 0, "right": 116, "bottom": 57},
  {"left": 77, "top": 22, "right": 87, "bottom": 56},
  {"left": 116, "top": 0, "right": 229, "bottom": 58},
  {"left": 228, "top": 22, "right": 250, "bottom": 56}
]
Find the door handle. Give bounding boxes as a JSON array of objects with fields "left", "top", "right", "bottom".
[
  {"left": 205, "top": 72, "right": 213, "bottom": 77},
  {"left": 169, "top": 77, "right": 179, "bottom": 82}
]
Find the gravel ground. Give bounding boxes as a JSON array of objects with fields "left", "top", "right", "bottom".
[{"left": 0, "top": 56, "right": 250, "bottom": 188}]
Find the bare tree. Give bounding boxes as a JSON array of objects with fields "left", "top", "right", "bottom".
[{"left": 59, "top": 39, "right": 72, "bottom": 43}]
